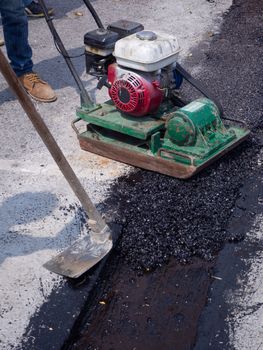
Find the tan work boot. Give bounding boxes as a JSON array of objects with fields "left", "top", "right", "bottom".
[
  {"left": 19, "top": 72, "right": 57, "bottom": 103},
  {"left": 0, "top": 37, "right": 4, "bottom": 46}
]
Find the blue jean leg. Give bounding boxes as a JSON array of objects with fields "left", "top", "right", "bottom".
[
  {"left": 0, "top": 0, "right": 33, "bottom": 76},
  {"left": 23, "top": 0, "right": 33, "bottom": 7}
]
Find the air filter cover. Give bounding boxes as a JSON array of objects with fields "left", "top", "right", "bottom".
[{"left": 114, "top": 30, "right": 180, "bottom": 72}]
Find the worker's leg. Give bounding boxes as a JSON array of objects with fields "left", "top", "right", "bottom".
[
  {"left": 23, "top": 0, "right": 32, "bottom": 6},
  {"left": 0, "top": 0, "right": 33, "bottom": 76},
  {"left": 0, "top": 0, "right": 56, "bottom": 102}
]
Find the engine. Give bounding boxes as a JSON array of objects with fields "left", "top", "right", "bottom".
[
  {"left": 84, "top": 21, "right": 182, "bottom": 117},
  {"left": 107, "top": 64, "right": 164, "bottom": 117}
]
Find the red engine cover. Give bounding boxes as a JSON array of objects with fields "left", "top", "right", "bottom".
[{"left": 108, "top": 64, "right": 163, "bottom": 117}]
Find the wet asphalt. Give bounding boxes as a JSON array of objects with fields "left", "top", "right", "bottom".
[{"left": 195, "top": 167, "right": 263, "bottom": 349}]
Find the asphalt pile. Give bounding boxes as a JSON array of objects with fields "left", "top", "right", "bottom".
[
  {"left": 104, "top": 0, "right": 263, "bottom": 272},
  {"left": 107, "top": 142, "right": 258, "bottom": 271}
]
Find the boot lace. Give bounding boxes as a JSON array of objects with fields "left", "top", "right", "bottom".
[{"left": 25, "top": 72, "right": 44, "bottom": 85}]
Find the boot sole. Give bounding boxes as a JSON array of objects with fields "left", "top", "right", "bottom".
[{"left": 28, "top": 91, "right": 57, "bottom": 103}]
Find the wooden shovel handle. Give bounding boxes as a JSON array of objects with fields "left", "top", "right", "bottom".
[{"left": 0, "top": 48, "right": 107, "bottom": 233}]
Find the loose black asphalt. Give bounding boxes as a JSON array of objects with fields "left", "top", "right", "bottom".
[
  {"left": 19, "top": 0, "right": 262, "bottom": 349},
  {"left": 101, "top": 0, "right": 263, "bottom": 272}
]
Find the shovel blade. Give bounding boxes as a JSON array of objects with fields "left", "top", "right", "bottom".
[{"left": 43, "top": 231, "right": 113, "bottom": 278}]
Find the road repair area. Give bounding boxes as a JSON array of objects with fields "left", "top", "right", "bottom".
[{"left": 0, "top": 0, "right": 262, "bottom": 349}]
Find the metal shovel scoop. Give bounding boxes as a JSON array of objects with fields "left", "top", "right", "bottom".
[{"left": 0, "top": 49, "right": 113, "bottom": 278}]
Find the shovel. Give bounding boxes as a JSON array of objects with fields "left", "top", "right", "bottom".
[{"left": 0, "top": 48, "right": 114, "bottom": 278}]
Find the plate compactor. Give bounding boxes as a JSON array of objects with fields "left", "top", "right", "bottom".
[{"left": 41, "top": 0, "right": 250, "bottom": 179}]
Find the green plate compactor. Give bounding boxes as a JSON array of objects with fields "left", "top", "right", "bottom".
[{"left": 42, "top": 0, "right": 250, "bottom": 179}]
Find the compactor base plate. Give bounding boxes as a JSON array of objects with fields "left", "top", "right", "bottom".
[{"left": 77, "top": 129, "right": 249, "bottom": 179}]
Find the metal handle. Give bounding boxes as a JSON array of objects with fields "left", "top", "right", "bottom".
[
  {"left": 71, "top": 117, "right": 82, "bottom": 136},
  {"left": 0, "top": 48, "right": 107, "bottom": 233},
  {"left": 38, "top": 0, "right": 93, "bottom": 108},
  {"left": 82, "top": 0, "right": 104, "bottom": 29},
  {"left": 158, "top": 148, "right": 195, "bottom": 166}
]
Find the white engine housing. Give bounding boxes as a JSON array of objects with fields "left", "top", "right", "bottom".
[{"left": 113, "top": 30, "right": 180, "bottom": 72}]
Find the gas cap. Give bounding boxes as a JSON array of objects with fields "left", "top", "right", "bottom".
[
  {"left": 95, "top": 28, "right": 109, "bottom": 35},
  {"left": 136, "top": 31, "right": 157, "bottom": 41}
]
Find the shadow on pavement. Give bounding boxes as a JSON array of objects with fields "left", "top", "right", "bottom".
[{"left": 0, "top": 191, "right": 84, "bottom": 264}]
